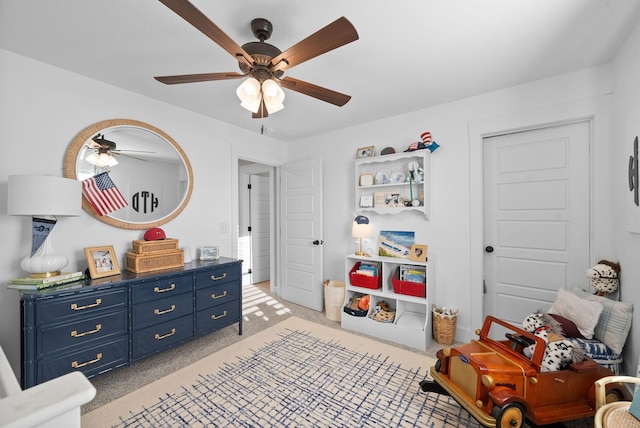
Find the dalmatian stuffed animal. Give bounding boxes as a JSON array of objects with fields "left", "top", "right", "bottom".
[
  {"left": 522, "top": 311, "right": 584, "bottom": 372},
  {"left": 586, "top": 260, "right": 620, "bottom": 296}
]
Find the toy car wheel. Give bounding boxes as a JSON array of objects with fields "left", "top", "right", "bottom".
[{"left": 495, "top": 403, "right": 524, "bottom": 428}]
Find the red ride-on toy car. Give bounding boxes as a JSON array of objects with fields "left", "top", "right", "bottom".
[{"left": 420, "top": 316, "right": 629, "bottom": 428}]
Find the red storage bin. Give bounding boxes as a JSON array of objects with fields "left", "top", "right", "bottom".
[
  {"left": 349, "top": 261, "right": 381, "bottom": 289},
  {"left": 391, "top": 266, "right": 426, "bottom": 297}
]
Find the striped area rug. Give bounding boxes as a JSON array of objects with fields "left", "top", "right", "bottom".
[{"left": 83, "top": 317, "right": 480, "bottom": 427}]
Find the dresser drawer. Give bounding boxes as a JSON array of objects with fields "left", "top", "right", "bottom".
[
  {"left": 132, "top": 292, "right": 193, "bottom": 330},
  {"left": 36, "top": 289, "right": 126, "bottom": 325},
  {"left": 132, "top": 314, "right": 193, "bottom": 361},
  {"left": 196, "top": 282, "right": 240, "bottom": 311},
  {"left": 131, "top": 273, "right": 192, "bottom": 303},
  {"left": 37, "top": 336, "right": 128, "bottom": 384},
  {"left": 196, "top": 301, "right": 240, "bottom": 336},
  {"left": 195, "top": 266, "right": 240, "bottom": 289},
  {"left": 38, "top": 309, "right": 127, "bottom": 356}
]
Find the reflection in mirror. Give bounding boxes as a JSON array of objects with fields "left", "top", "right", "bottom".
[{"left": 64, "top": 119, "right": 193, "bottom": 229}]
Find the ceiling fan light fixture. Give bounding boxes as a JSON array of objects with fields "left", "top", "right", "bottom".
[
  {"left": 262, "top": 79, "right": 285, "bottom": 114},
  {"left": 86, "top": 152, "right": 118, "bottom": 168},
  {"left": 236, "top": 77, "right": 262, "bottom": 113}
]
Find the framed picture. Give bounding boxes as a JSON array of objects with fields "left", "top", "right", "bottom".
[
  {"left": 84, "top": 245, "right": 121, "bottom": 279},
  {"left": 360, "top": 195, "right": 374, "bottom": 208},
  {"left": 199, "top": 246, "right": 220, "bottom": 260},
  {"left": 378, "top": 230, "right": 415, "bottom": 258},
  {"left": 355, "top": 146, "right": 375, "bottom": 159},
  {"left": 409, "top": 244, "right": 428, "bottom": 262}
]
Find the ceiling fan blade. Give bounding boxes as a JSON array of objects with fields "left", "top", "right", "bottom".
[
  {"left": 270, "top": 17, "right": 358, "bottom": 71},
  {"left": 154, "top": 72, "right": 243, "bottom": 85},
  {"left": 158, "top": 0, "right": 254, "bottom": 65},
  {"left": 114, "top": 153, "right": 150, "bottom": 162},
  {"left": 111, "top": 149, "right": 155, "bottom": 154},
  {"left": 279, "top": 76, "right": 351, "bottom": 106}
]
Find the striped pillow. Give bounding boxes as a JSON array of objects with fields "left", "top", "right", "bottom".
[{"left": 572, "top": 288, "right": 633, "bottom": 355}]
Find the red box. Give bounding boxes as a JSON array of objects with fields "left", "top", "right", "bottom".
[
  {"left": 391, "top": 267, "right": 426, "bottom": 297},
  {"left": 349, "top": 261, "right": 381, "bottom": 289}
]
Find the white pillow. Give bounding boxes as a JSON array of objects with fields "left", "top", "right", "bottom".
[{"left": 548, "top": 288, "right": 603, "bottom": 339}]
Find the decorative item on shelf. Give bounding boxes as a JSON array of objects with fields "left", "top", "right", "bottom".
[
  {"left": 359, "top": 174, "right": 374, "bottom": 186},
  {"left": 409, "top": 244, "right": 428, "bottom": 262},
  {"left": 404, "top": 131, "right": 440, "bottom": 153},
  {"left": 343, "top": 294, "right": 369, "bottom": 317},
  {"left": 369, "top": 301, "right": 395, "bottom": 323},
  {"left": 351, "top": 215, "right": 371, "bottom": 256},
  {"left": 84, "top": 245, "right": 121, "bottom": 279},
  {"left": 7, "top": 175, "right": 82, "bottom": 278},
  {"left": 355, "top": 146, "right": 375, "bottom": 159},
  {"left": 359, "top": 195, "right": 373, "bottom": 208},
  {"left": 199, "top": 246, "right": 220, "bottom": 260},
  {"left": 380, "top": 147, "right": 396, "bottom": 155}
]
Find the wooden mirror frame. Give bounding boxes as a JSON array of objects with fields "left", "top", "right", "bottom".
[{"left": 64, "top": 119, "right": 193, "bottom": 229}]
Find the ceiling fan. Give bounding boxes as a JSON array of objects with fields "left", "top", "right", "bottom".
[
  {"left": 86, "top": 134, "right": 152, "bottom": 167},
  {"left": 154, "top": 0, "right": 359, "bottom": 118}
]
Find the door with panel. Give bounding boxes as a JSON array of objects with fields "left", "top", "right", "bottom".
[{"left": 483, "top": 121, "right": 590, "bottom": 324}]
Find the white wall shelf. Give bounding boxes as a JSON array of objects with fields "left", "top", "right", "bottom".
[
  {"left": 341, "top": 254, "right": 435, "bottom": 350},
  {"left": 355, "top": 151, "right": 430, "bottom": 218}
]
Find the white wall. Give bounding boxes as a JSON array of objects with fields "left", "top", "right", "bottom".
[
  {"left": 288, "top": 65, "right": 619, "bottom": 350},
  {"left": 612, "top": 19, "right": 640, "bottom": 376},
  {"left": 0, "top": 49, "right": 286, "bottom": 376}
]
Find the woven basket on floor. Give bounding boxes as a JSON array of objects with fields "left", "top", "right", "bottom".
[{"left": 432, "top": 305, "right": 458, "bottom": 345}]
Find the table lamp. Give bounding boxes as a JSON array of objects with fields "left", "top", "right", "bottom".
[
  {"left": 352, "top": 215, "right": 371, "bottom": 256},
  {"left": 8, "top": 175, "right": 82, "bottom": 277}
]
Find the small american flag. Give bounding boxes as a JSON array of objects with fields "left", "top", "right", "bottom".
[{"left": 81, "top": 172, "right": 128, "bottom": 216}]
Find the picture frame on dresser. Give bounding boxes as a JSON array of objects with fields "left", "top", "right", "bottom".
[
  {"left": 199, "top": 246, "right": 220, "bottom": 260},
  {"left": 84, "top": 245, "right": 121, "bottom": 279}
]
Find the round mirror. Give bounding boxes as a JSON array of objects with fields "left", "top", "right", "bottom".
[{"left": 64, "top": 119, "right": 193, "bottom": 229}]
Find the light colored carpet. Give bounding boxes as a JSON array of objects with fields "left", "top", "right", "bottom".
[{"left": 83, "top": 316, "right": 480, "bottom": 427}]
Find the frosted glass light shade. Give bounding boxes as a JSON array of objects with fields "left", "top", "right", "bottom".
[
  {"left": 262, "top": 79, "right": 285, "bottom": 114},
  {"left": 86, "top": 152, "right": 118, "bottom": 167},
  {"left": 236, "top": 77, "right": 262, "bottom": 113}
]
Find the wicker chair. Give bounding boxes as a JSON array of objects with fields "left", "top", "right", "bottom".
[{"left": 594, "top": 375, "right": 640, "bottom": 428}]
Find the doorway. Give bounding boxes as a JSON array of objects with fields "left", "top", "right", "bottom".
[{"left": 238, "top": 160, "right": 275, "bottom": 290}]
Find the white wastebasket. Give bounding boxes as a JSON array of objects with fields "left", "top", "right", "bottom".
[{"left": 323, "top": 279, "right": 345, "bottom": 321}]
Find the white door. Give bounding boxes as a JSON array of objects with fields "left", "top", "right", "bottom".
[
  {"left": 483, "top": 121, "right": 590, "bottom": 325},
  {"left": 250, "top": 174, "right": 270, "bottom": 283},
  {"left": 281, "top": 158, "right": 323, "bottom": 310}
]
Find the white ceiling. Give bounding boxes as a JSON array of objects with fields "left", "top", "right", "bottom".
[{"left": 2, "top": 0, "right": 640, "bottom": 142}]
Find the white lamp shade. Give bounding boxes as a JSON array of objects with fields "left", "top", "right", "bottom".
[
  {"left": 262, "top": 79, "right": 285, "bottom": 114},
  {"left": 351, "top": 221, "right": 372, "bottom": 239},
  {"left": 236, "top": 77, "right": 262, "bottom": 113},
  {"left": 8, "top": 175, "right": 82, "bottom": 217}
]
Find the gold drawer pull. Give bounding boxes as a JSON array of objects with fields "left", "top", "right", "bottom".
[
  {"left": 71, "top": 353, "right": 102, "bottom": 369},
  {"left": 155, "top": 328, "right": 176, "bottom": 340},
  {"left": 154, "top": 304, "right": 176, "bottom": 315},
  {"left": 210, "top": 273, "right": 227, "bottom": 281},
  {"left": 71, "top": 298, "right": 102, "bottom": 311},
  {"left": 211, "top": 290, "right": 227, "bottom": 299},
  {"left": 154, "top": 283, "right": 176, "bottom": 293},
  {"left": 211, "top": 310, "right": 227, "bottom": 320},
  {"left": 71, "top": 324, "right": 102, "bottom": 337}
]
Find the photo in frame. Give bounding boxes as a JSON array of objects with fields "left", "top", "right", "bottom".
[
  {"left": 378, "top": 230, "right": 415, "bottom": 258},
  {"left": 355, "top": 146, "right": 375, "bottom": 159},
  {"left": 409, "top": 244, "right": 428, "bottom": 262},
  {"left": 199, "top": 246, "right": 220, "bottom": 260},
  {"left": 360, "top": 195, "right": 374, "bottom": 208},
  {"left": 84, "top": 245, "right": 121, "bottom": 279}
]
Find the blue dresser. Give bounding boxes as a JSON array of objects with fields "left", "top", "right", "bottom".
[{"left": 19, "top": 257, "right": 242, "bottom": 388}]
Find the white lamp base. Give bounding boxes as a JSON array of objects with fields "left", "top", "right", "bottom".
[{"left": 21, "top": 235, "right": 69, "bottom": 278}]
